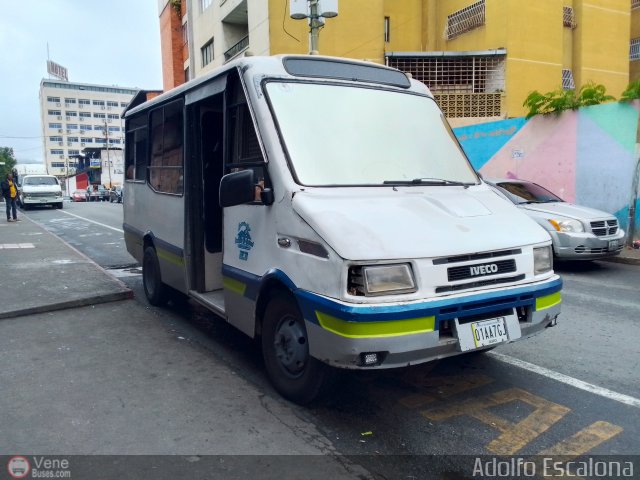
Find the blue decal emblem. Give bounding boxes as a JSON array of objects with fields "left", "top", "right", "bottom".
[{"left": 235, "top": 222, "right": 254, "bottom": 261}]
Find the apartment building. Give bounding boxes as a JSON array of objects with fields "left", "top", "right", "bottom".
[
  {"left": 39, "top": 80, "right": 137, "bottom": 178},
  {"left": 159, "top": 0, "right": 638, "bottom": 121}
]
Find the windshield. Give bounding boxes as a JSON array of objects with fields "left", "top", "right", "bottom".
[
  {"left": 265, "top": 82, "right": 478, "bottom": 186},
  {"left": 24, "top": 176, "right": 58, "bottom": 186},
  {"left": 496, "top": 181, "right": 563, "bottom": 204}
]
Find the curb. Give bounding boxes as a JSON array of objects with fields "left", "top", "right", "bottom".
[
  {"left": 600, "top": 255, "right": 640, "bottom": 266},
  {"left": 0, "top": 289, "right": 134, "bottom": 320}
]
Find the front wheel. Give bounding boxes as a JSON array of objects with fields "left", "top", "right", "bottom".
[
  {"left": 142, "top": 246, "right": 169, "bottom": 306},
  {"left": 262, "top": 294, "right": 333, "bottom": 404}
]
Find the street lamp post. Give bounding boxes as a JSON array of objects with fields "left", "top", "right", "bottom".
[{"left": 290, "top": 0, "right": 338, "bottom": 55}]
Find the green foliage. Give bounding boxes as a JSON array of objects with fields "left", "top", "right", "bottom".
[
  {"left": 620, "top": 80, "right": 640, "bottom": 102},
  {"left": 523, "top": 82, "right": 615, "bottom": 119},
  {"left": 0, "top": 147, "right": 17, "bottom": 180}
]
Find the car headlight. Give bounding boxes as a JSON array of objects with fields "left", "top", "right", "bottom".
[
  {"left": 55, "top": 191, "right": 62, "bottom": 197},
  {"left": 533, "top": 246, "right": 553, "bottom": 275},
  {"left": 548, "top": 218, "right": 584, "bottom": 233},
  {"left": 349, "top": 264, "right": 416, "bottom": 296}
]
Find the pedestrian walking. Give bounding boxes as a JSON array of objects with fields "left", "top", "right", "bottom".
[{"left": 1, "top": 173, "right": 20, "bottom": 222}]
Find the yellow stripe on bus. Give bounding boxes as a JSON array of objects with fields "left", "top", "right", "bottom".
[
  {"left": 316, "top": 311, "right": 435, "bottom": 338},
  {"left": 223, "top": 277, "right": 247, "bottom": 296},
  {"left": 536, "top": 292, "right": 562, "bottom": 311}
]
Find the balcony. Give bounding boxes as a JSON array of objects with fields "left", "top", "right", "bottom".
[{"left": 224, "top": 35, "right": 249, "bottom": 62}]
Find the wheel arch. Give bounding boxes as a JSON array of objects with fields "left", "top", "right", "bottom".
[{"left": 254, "top": 269, "right": 299, "bottom": 338}]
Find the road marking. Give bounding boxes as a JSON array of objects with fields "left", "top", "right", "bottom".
[
  {"left": 0, "top": 243, "right": 35, "bottom": 249},
  {"left": 489, "top": 352, "right": 640, "bottom": 409},
  {"left": 57, "top": 210, "right": 124, "bottom": 233},
  {"left": 422, "top": 387, "right": 570, "bottom": 455},
  {"left": 538, "top": 421, "right": 623, "bottom": 456}
]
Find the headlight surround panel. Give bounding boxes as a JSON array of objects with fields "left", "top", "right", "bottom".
[{"left": 533, "top": 246, "right": 553, "bottom": 275}]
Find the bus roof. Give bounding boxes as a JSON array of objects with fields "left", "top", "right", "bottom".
[{"left": 123, "top": 55, "right": 418, "bottom": 119}]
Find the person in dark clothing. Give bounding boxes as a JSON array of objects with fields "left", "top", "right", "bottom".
[{"left": 1, "top": 173, "right": 20, "bottom": 222}]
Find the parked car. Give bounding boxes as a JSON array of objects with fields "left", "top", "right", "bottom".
[
  {"left": 109, "top": 185, "right": 123, "bottom": 203},
  {"left": 86, "top": 185, "right": 109, "bottom": 202},
  {"left": 71, "top": 190, "right": 87, "bottom": 202},
  {"left": 488, "top": 178, "right": 625, "bottom": 260},
  {"left": 19, "top": 174, "right": 63, "bottom": 210}
]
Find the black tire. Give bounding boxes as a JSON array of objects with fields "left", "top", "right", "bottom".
[
  {"left": 142, "top": 246, "right": 169, "bottom": 306},
  {"left": 21, "top": 202, "right": 29, "bottom": 211},
  {"left": 110, "top": 197, "right": 113, "bottom": 203},
  {"left": 261, "top": 294, "right": 333, "bottom": 404},
  {"left": 55, "top": 202, "right": 63, "bottom": 209}
]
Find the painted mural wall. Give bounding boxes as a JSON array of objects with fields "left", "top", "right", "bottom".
[{"left": 453, "top": 101, "right": 640, "bottom": 241}]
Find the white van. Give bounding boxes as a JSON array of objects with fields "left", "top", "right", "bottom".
[
  {"left": 19, "top": 174, "right": 63, "bottom": 210},
  {"left": 123, "top": 56, "right": 561, "bottom": 404}
]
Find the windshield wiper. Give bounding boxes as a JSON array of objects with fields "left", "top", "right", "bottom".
[
  {"left": 383, "top": 178, "right": 472, "bottom": 187},
  {"left": 519, "top": 199, "right": 559, "bottom": 204}
]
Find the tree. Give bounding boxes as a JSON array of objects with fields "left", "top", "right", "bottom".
[
  {"left": 0, "top": 147, "right": 17, "bottom": 180},
  {"left": 523, "top": 82, "right": 615, "bottom": 119}
]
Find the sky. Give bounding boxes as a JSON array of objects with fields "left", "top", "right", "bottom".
[{"left": 0, "top": 0, "right": 163, "bottom": 164}]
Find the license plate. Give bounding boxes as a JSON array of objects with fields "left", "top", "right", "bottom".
[
  {"left": 608, "top": 240, "right": 619, "bottom": 251},
  {"left": 471, "top": 317, "right": 508, "bottom": 349}
]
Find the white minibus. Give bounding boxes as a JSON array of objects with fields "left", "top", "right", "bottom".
[{"left": 123, "top": 55, "right": 561, "bottom": 404}]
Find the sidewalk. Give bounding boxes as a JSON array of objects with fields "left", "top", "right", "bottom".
[
  {"left": 0, "top": 214, "right": 132, "bottom": 319},
  {"left": 603, "top": 245, "right": 640, "bottom": 266}
]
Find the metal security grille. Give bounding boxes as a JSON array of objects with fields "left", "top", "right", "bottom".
[
  {"left": 631, "top": 38, "right": 640, "bottom": 61},
  {"left": 388, "top": 54, "right": 504, "bottom": 117},
  {"left": 445, "top": 0, "right": 486, "bottom": 40},
  {"left": 562, "top": 69, "right": 575, "bottom": 90},
  {"left": 563, "top": 6, "right": 577, "bottom": 28}
]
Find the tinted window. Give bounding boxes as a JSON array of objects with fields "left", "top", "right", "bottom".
[
  {"left": 148, "top": 100, "right": 184, "bottom": 194},
  {"left": 495, "top": 181, "right": 563, "bottom": 204}
]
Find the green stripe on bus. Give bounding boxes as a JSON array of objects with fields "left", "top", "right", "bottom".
[
  {"left": 157, "top": 248, "right": 184, "bottom": 267},
  {"left": 223, "top": 277, "right": 247, "bottom": 296},
  {"left": 316, "top": 311, "right": 435, "bottom": 338},
  {"left": 536, "top": 292, "right": 561, "bottom": 311}
]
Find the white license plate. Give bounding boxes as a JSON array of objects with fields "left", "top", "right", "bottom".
[
  {"left": 608, "top": 240, "right": 619, "bottom": 251},
  {"left": 470, "top": 317, "right": 508, "bottom": 349}
]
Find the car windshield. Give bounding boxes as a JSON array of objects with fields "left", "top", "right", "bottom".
[
  {"left": 23, "top": 176, "right": 57, "bottom": 186},
  {"left": 495, "top": 181, "right": 563, "bottom": 204},
  {"left": 265, "top": 82, "right": 479, "bottom": 186}
]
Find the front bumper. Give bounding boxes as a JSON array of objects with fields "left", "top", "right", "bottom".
[
  {"left": 23, "top": 196, "right": 62, "bottom": 205},
  {"left": 297, "top": 277, "right": 562, "bottom": 369},
  {"left": 551, "top": 229, "right": 625, "bottom": 260}
]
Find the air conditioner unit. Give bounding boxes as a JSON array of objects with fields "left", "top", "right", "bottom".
[
  {"left": 67, "top": 142, "right": 73, "bottom": 146},
  {"left": 101, "top": 106, "right": 106, "bottom": 110},
  {"left": 57, "top": 116, "right": 62, "bottom": 120},
  {"left": 65, "top": 116, "right": 70, "bottom": 121},
  {"left": 108, "top": 119, "right": 112, "bottom": 123},
  {"left": 57, "top": 141, "right": 63, "bottom": 146},
  {"left": 56, "top": 102, "right": 61, "bottom": 107},
  {"left": 58, "top": 129, "right": 63, "bottom": 133},
  {"left": 67, "top": 130, "right": 72, "bottom": 134},
  {"left": 107, "top": 106, "right": 112, "bottom": 110},
  {"left": 59, "top": 155, "right": 65, "bottom": 159},
  {"left": 79, "top": 104, "right": 83, "bottom": 108},
  {"left": 81, "top": 143, "right": 85, "bottom": 146},
  {"left": 79, "top": 117, "right": 84, "bottom": 121}
]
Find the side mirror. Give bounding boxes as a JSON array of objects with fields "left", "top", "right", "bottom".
[{"left": 219, "top": 170, "right": 255, "bottom": 207}]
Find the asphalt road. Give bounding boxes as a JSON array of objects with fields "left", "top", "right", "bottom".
[{"left": 21, "top": 201, "right": 640, "bottom": 476}]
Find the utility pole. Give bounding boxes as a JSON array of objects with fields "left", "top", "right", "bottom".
[{"left": 308, "top": 0, "right": 321, "bottom": 55}]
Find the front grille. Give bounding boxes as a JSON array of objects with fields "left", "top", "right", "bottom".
[
  {"left": 574, "top": 246, "right": 622, "bottom": 255},
  {"left": 447, "top": 259, "right": 516, "bottom": 282},
  {"left": 436, "top": 274, "right": 525, "bottom": 294},
  {"left": 27, "top": 192, "right": 56, "bottom": 198},
  {"left": 591, "top": 219, "right": 618, "bottom": 237}
]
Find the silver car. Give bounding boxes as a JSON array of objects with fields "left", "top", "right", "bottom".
[{"left": 488, "top": 179, "right": 625, "bottom": 260}]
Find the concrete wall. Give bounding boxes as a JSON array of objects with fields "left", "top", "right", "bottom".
[{"left": 453, "top": 101, "right": 640, "bottom": 240}]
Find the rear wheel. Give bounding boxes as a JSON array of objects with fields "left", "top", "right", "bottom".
[
  {"left": 142, "top": 246, "right": 169, "bottom": 306},
  {"left": 262, "top": 294, "right": 333, "bottom": 404}
]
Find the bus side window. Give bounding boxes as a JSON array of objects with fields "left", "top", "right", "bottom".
[{"left": 125, "top": 114, "right": 148, "bottom": 181}]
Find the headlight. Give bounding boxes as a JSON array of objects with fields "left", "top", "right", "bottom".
[
  {"left": 55, "top": 191, "right": 62, "bottom": 197},
  {"left": 354, "top": 264, "right": 416, "bottom": 296},
  {"left": 533, "top": 246, "right": 553, "bottom": 275},
  {"left": 548, "top": 218, "right": 584, "bottom": 233}
]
